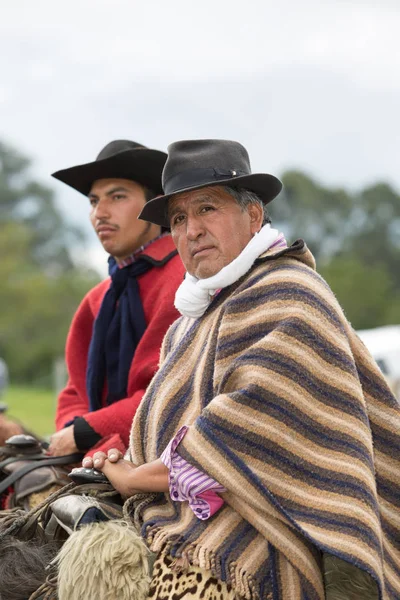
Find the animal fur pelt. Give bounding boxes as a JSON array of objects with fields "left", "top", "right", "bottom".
[
  {"left": 56, "top": 520, "right": 151, "bottom": 600},
  {"left": 0, "top": 536, "right": 56, "bottom": 600}
]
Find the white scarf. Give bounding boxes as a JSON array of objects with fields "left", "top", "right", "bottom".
[{"left": 174, "top": 223, "right": 281, "bottom": 319}]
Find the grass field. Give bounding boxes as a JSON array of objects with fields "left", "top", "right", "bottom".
[{"left": 1, "top": 385, "right": 56, "bottom": 438}]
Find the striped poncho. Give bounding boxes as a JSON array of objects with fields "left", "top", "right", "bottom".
[{"left": 130, "top": 241, "right": 400, "bottom": 600}]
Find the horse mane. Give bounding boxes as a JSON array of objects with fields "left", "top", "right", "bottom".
[{"left": 0, "top": 536, "right": 56, "bottom": 600}]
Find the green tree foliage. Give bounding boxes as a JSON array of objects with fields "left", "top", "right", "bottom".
[
  {"left": 0, "top": 141, "right": 85, "bottom": 272},
  {"left": 0, "top": 142, "right": 100, "bottom": 384},
  {"left": 273, "top": 171, "right": 353, "bottom": 262},
  {"left": 345, "top": 183, "right": 400, "bottom": 288},
  {"left": 271, "top": 171, "right": 400, "bottom": 330},
  {"left": 319, "top": 257, "right": 398, "bottom": 330}
]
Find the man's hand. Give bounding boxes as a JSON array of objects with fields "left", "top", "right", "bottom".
[
  {"left": 82, "top": 449, "right": 169, "bottom": 498},
  {"left": 83, "top": 449, "right": 140, "bottom": 498},
  {"left": 48, "top": 425, "right": 78, "bottom": 456}
]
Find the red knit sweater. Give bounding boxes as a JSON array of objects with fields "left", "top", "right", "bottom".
[{"left": 55, "top": 235, "right": 184, "bottom": 455}]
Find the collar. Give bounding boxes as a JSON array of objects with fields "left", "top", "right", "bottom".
[
  {"left": 117, "top": 231, "right": 171, "bottom": 268},
  {"left": 108, "top": 233, "right": 178, "bottom": 277}
]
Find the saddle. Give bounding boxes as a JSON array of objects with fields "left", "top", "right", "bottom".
[{"left": 0, "top": 434, "right": 82, "bottom": 511}]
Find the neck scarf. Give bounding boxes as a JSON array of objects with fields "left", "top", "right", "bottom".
[
  {"left": 174, "top": 223, "right": 281, "bottom": 319},
  {"left": 86, "top": 255, "right": 153, "bottom": 411}
]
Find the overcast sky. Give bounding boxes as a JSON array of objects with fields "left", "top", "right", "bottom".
[{"left": 1, "top": 0, "right": 399, "bottom": 275}]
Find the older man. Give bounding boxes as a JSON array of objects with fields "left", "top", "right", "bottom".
[{"left": 86, "top": 140, "right": 400, "bottom": 600}]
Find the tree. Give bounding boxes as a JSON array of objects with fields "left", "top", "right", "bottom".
[
  {"left": 270, "top": 170, "right": 400, "bottom": 330},
  {"left": 271, "top": 170, "right": 353, "bottom": 262},
  {"left": 0, "top": 141, "right": 99, "bottom": 384},
  {"left": 344, "top": 183, "right": 400, "bottom": 291},
  {"left": 0, "top": 141, "right": 85, "bottom": 273},
  {"left": 319, "top": 256, "right": 400, "bottom": 330}
]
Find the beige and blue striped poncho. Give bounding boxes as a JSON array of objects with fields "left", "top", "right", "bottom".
[{"left": 130, "top": 241, "right": 400, "bottom": 600}]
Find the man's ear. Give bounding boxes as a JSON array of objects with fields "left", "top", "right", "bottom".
[{"left": 248, "top": 202, "right": 264, "bottom": 232}]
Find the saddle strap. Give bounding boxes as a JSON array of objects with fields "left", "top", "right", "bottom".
[
  {"left": 0, "top": 454, "right": 47, "bottom": 470},
  {"left": 0, "top": 454, "right": 83, "bottom": 495}
]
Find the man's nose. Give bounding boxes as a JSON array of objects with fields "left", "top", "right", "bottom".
[
  {"left": 185, "top": 215, "right": 204, "bottom": 240},
  {"left": 94, "top": 198, "right": 111, "bottom": 219}
]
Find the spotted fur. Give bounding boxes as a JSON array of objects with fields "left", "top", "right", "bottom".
[{"left": 147, "top": 552, "right": 241, "bottom": 600}]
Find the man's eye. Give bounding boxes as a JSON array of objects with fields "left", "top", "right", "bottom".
[
  {"left": 112, "top": 194, "right": 125, "bottom": 200},
  {"left": 200, "top": 205, "right": 214, "bottom": 213},
  {"left": 172, "top": 214, "right": 185, "bottom": 226},
  {"left": 89, "top": 198, "right": 98, "bottom": 207}
]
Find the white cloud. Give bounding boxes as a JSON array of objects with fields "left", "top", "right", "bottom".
[{"left": 2, "top": 0, "right": 399, "bottom": 87}]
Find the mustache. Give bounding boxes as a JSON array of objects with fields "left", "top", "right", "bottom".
[{"left": 96, "top": 220, "right": 119, "bottom": 230}]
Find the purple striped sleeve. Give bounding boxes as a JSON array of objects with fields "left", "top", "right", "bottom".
[{"left": 160, "top": 426, "right": 226, "bottom": 520}]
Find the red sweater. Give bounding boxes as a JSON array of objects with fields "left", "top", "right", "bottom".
[{"left": 55, "top": 235, "right": 184, "bottom": 455}]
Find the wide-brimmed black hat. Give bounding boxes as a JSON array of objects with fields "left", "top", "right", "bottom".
[
  {"left": 139, "top": 139, "right": 282, "bottom": 227},
  {"left": 52, "top": 140, "right": 167, "bottom": 196}
]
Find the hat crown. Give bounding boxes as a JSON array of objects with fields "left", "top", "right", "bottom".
[
  {"left": 96, "top": 140, "right": 145, "bottom": 161},
  {"left": 52, "top": 140, "right": 167, "bottom": 197},
  {"left": 138, "top": 138, "right": 282, "bottom": 228},
  {"left": 162, "top": 139, "right": 252, "bottom": 192}
]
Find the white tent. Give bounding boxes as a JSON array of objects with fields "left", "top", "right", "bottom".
[{"left": 357, "top": 325, "right": 400, "bottom": 398}]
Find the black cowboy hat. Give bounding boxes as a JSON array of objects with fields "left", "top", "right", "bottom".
[
  {"left": 52, "top": 140, "right": 167, "bottom": 196},
  {"left": 139, "top": 139, "right": 282, "bottom": 228}
]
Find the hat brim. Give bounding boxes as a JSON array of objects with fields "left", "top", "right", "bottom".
[
  {"left": 138, "top": 173, "right": 283, "bottom": 228},
  {"left": 52, "top": 148, "right": 167, "bottom": 196}
]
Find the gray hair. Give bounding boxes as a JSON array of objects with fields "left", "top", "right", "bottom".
[{"left": 221, "top": 186, "right": 271, "bottom": 226}]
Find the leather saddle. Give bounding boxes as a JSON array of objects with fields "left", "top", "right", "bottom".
[{"left": 0, "top": 434, "right": 82, "bottom": 511}]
